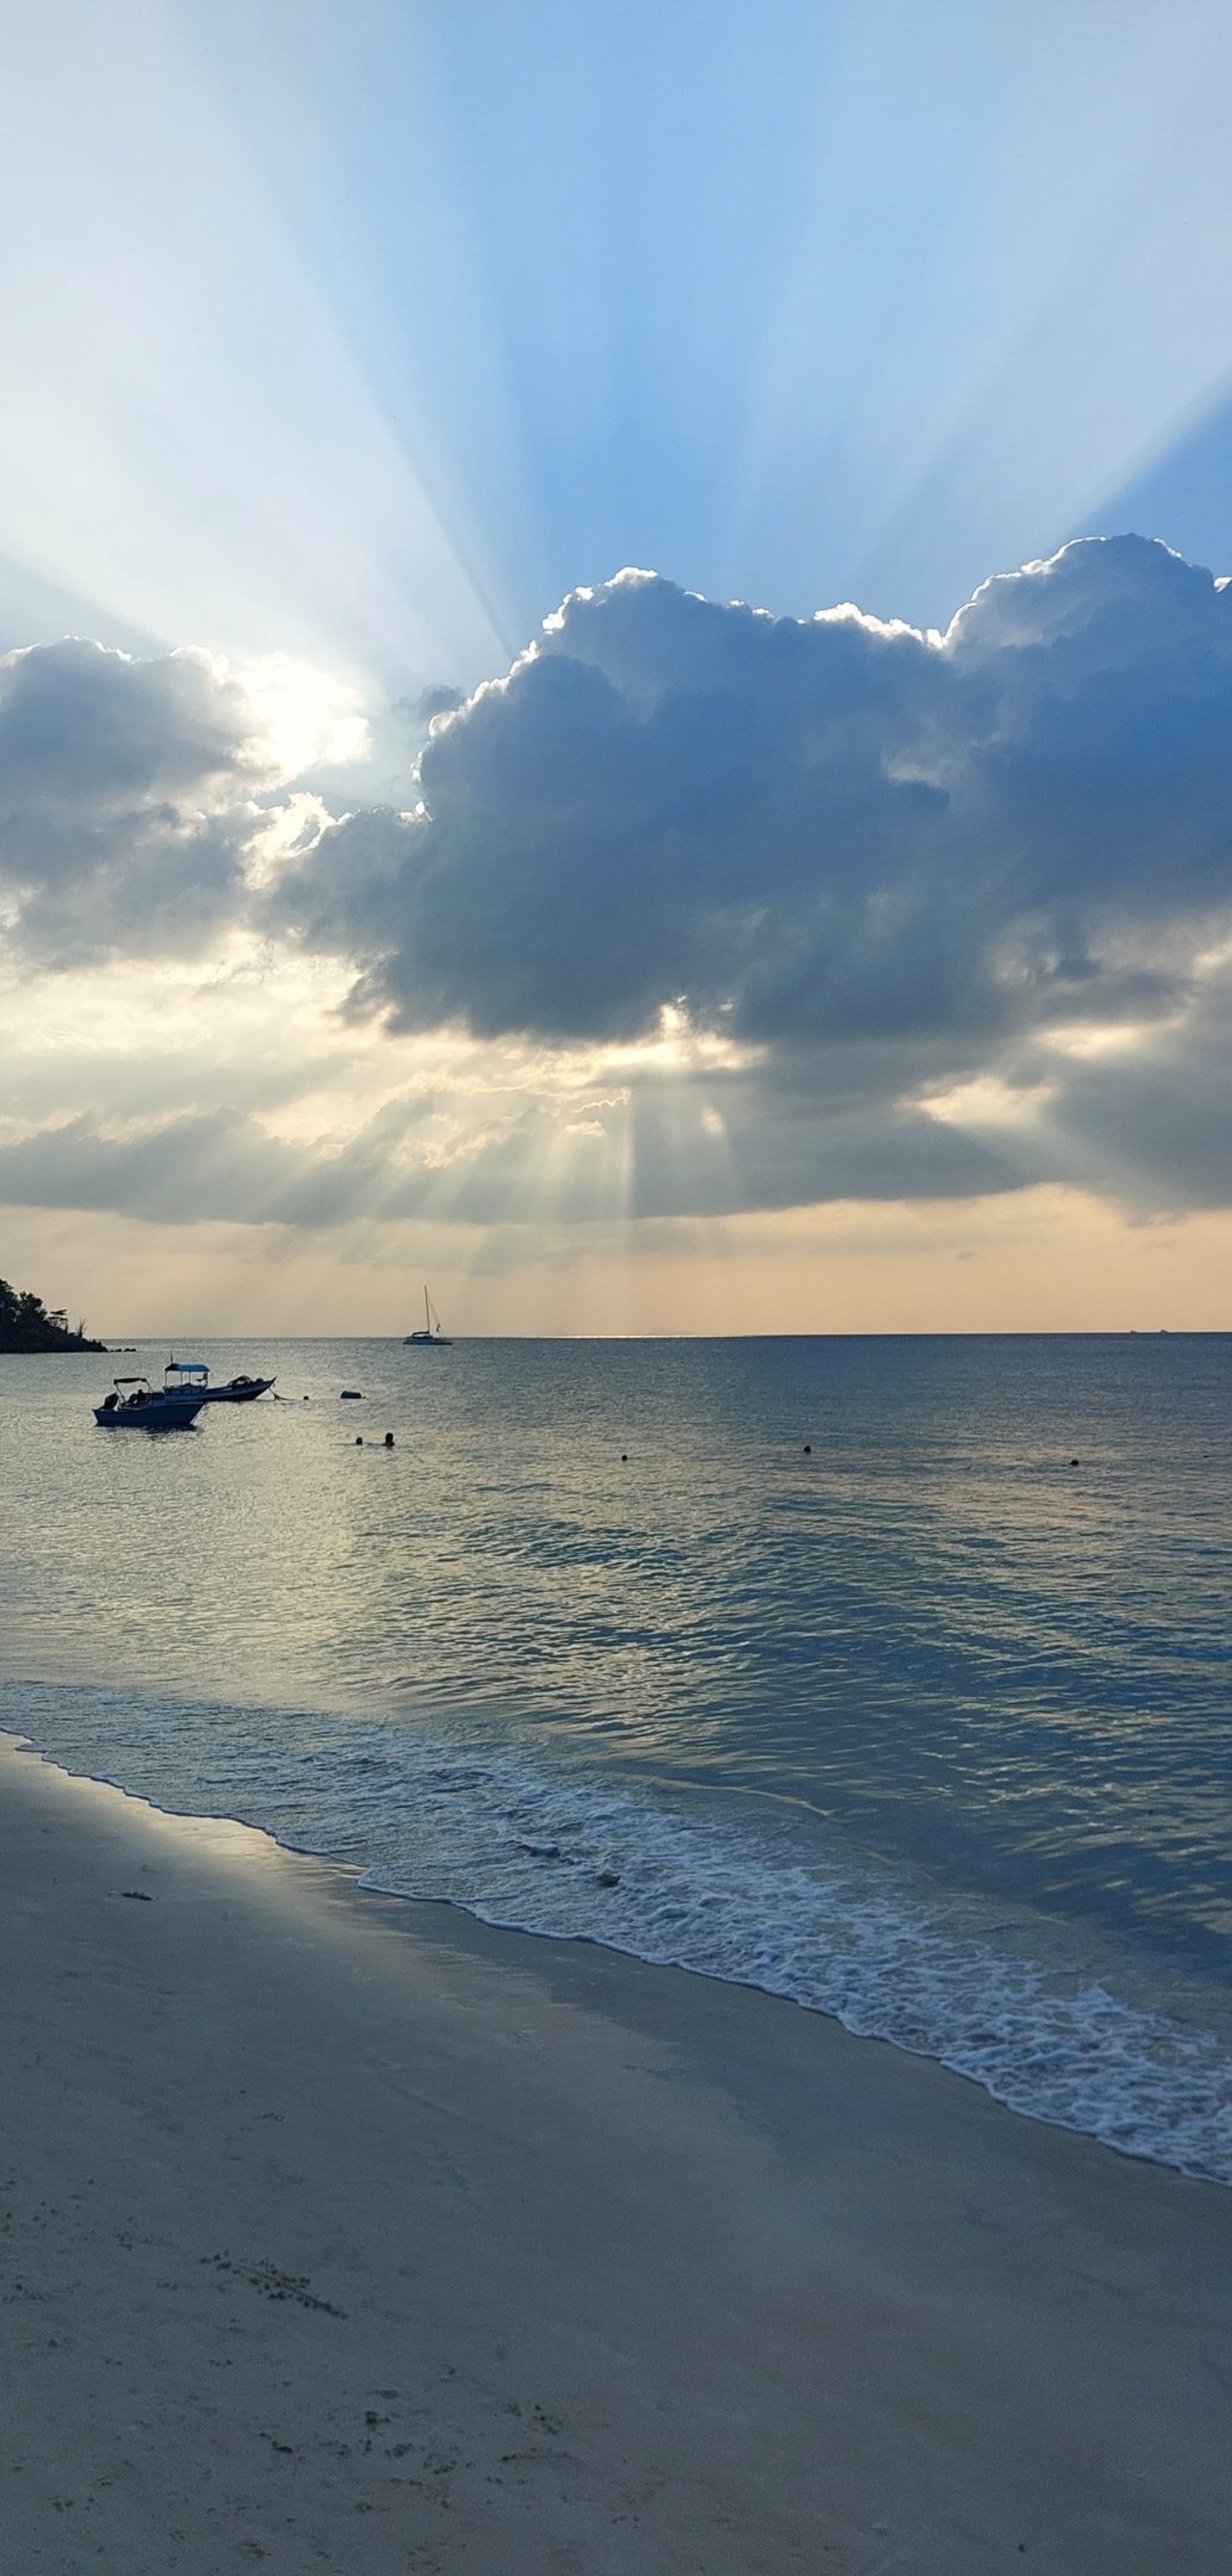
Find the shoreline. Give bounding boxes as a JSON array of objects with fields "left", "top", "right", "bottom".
[
  {"left": 3, "top": 1732, "right": 1231, "bottom": 2572},
  {"left": 9, "top": 1683, "right": 1232, "bottom": 2192}
]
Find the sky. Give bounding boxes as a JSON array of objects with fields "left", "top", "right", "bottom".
[{"left": 3, "top": 0, "right": 1232, "bottom": 1335}]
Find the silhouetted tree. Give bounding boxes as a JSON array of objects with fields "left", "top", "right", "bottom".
[{"left": 0, "top": 1276, "right": 105, "bottom": 1352}]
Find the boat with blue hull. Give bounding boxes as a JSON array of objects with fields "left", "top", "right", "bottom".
[{"left": 94, "top": 1375, "right": 205, "bottom": 1429}]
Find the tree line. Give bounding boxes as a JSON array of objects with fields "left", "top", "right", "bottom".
[{"left": 0, "top": 1276, "right": 106, "bottom": 1352}]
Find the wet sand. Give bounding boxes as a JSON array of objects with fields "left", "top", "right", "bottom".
[{"left": 3, "top": 1729, "right": 1231, "bottom": 2574}]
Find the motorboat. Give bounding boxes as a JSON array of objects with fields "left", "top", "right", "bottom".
[
  {"left": 164, "top": 1358, "right": 276, "bottom": 1403},
  {"left": 404, "top": 1286, "right": 452, "bottom": 1347},
  {"left": 94, "top": 1375, "right": 205, "bottom": 1429}
]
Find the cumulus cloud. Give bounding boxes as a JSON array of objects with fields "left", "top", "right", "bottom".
[
  {"left": 4, "top": 538, "right": 1232, "bottom": 1230},
  {"left": 251, "top": 535, "right": 1232, "bottom": 1216},
  {"left": 270, "top": 537, "right": 1232, "bottom": 1065},
  {"left": 411, "top": 683, "right": 466, "bottom": 723},
  {"left": 0, "top": 637, "right": 353, "bottom": 966}
]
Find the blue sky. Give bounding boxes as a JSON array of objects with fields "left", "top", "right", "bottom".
[
  {"left": 4, "top": 0, "right": 1232, "bottom": 677},
  {"left": 2, "top": 1, "right": 1232, "bottom": 1331}
]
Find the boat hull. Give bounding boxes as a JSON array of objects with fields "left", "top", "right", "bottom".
[
  {"left": 195, "top": 1378, "right": 276, "bottom": 1402},
  {"left": 94, "top": 1400, "right": 205, "bottom": 1429},
  {"left": 405, "top": 1285, "right": 451, "bottom": 1344}
]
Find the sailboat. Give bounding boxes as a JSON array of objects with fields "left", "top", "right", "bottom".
[{"left": 404, "top": 1286, "right": 452, "bottom": 1348}]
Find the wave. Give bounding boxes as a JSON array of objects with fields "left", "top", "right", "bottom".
[{"left": 5, "top": 1674, "right": 1232, "bottom": 2186}]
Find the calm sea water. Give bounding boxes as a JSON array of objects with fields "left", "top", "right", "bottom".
[{"left": 3, "top": 1334, "right": 1231, "bottom": 2180}]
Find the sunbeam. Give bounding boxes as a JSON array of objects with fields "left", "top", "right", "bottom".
[
  {"left": 3, "top": 4, "right": 1232, "bottom": 1330},
  {"left": 0, "top": 4, "right": 513, "bottom": 693}
]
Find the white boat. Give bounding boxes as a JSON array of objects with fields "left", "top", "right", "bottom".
[
  {"left": 94, "top": 1374, "right": 205, "bottom": 1429},
  {"left": 164, "top": 1358, "right": 276, "bottom": 1404},
  {"left": 404, "top": 1287, "right": 452, "bottom": 1348}
]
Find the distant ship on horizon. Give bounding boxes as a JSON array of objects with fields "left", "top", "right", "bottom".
[{"left": 404, "top": 1287, "right": 452, "bottom": 1348}]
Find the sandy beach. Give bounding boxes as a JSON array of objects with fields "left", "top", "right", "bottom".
[{"left": 3, "top": 1731, "right": 1231, "bottom": 2575}]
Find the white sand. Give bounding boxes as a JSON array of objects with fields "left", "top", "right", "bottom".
[{"left": 3, "top": 1730, "right": 1231, "bottom": 2574}]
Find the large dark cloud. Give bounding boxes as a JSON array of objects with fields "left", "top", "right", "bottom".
[
  {"left": 0, "top": 637, "right": 265, "bottom": 963},
  {"left": 271, "top": 538, "right": 1232, "bottom": 1063},
  {"left": 5, "top": 540, "right": 1232, "bottom": 1230}
]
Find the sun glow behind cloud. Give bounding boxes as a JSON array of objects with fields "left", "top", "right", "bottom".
[
  {"left": 3, "top": 529, "right": 1232, "bottom": 1324},
  {"left": 2, "top": 8, "right": 1232, "bottom": 1327}
]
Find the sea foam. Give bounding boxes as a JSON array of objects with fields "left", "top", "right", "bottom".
[{"left": 6, "top": 1675, "right": 1232, "bottom": 2188}]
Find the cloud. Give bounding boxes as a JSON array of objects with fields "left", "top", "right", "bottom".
[
  {"left": 1022, "top": 959, "right": 1232, "bottom": 1212},
  {"left": 0, "top": 1101, "right": 470, "bottom": 1232},
  {"left": 411, "top": 683, "right": 466, "bottom": 723},
  {"left": 0, "top": 1074, "right": 1022, "bottom": 1235},
  {"left": 0, "top": 637, "right": 327, "bottom": 966},
  {"left": 4, "top": 538, "right": 1232, "bottom": 1232},
  {"left": 271, "top": 539, "right": 1232, "bottom": 1068}
]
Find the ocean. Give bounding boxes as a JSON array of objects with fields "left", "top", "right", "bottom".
[{"left": 3, "top": 1332, "right": 1231, "bottom": 2182}]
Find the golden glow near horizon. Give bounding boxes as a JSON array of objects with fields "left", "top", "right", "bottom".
[
  {"left": 1, "top": 794, "right": 1227, "bottom": 1334},
  {"left": 3, "top": 15, "right": 1232, "bottom": 1334},
  {"left": 5, "top": 1182, "right": 1232, "bottom": 1343}
]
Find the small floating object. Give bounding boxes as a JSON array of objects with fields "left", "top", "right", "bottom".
[
  {"left": 355, "top": 1435, "right": 363, "bottom": 1446},
  {"left": 384, "top": 1432, "right": 395, "bottom": 1448},
  {"left": 803, "top": 1443, "right": 812, "bottom": 1454},
  {"left": 340, "top": 1389, "right": 363, "bottom": 1400},
  {"left": 620, "top": 1452, "right": 628, "bottom": 1462}
]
